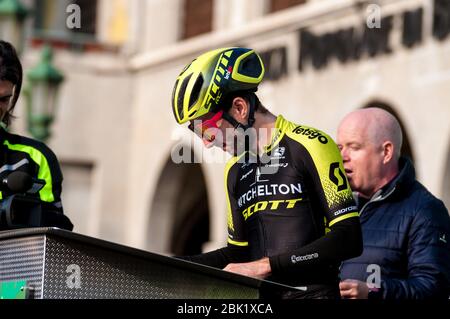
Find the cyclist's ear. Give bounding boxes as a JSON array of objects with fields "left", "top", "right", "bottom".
[{"left": 229, "top": 97, "right": 249, "bottom": 122}]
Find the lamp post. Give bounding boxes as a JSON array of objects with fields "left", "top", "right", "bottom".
[
  {"left": 0, "top": 0, "right": 28, "bottom": 54},
  {"left": 26, "top": 45, "right": 64, "bottom": 142}
]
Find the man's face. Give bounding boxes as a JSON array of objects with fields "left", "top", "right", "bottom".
[
  {"left": 189, "top": 111, "right": 227, "bottom": 150},
  {"left": 189, "top": 98, "right": 255, "bottom": 156},
  {"left": 188, "top": 110, "right": 247, "bottom": 156},
  {"left": 0, "top": 80, "right": 14, "bottom": 120},
  {"left": 337, "top": 120, "right": 384, "bottom": 198}
]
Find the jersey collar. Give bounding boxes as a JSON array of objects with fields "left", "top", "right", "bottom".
[{"left": 262, "top": 115, "right": 287, "bottom": 153}]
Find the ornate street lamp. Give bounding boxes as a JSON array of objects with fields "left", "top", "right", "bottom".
[
  {"left": 26, "top": 45, "right": 64, "bottom": 141},
  {"left": 0, "top": 0, "right": 28, "bottom": 53}
]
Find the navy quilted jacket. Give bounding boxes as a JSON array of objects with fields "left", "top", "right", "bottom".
[{"left": 340, "top": 158, "right": 450, "bottom": 299}]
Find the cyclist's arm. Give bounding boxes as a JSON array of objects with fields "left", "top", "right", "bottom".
[
  {"left": 269, "top": 217, "right": 362, "bottom": 275},
  {"left": 176, "top": 244, "right": 249, "bottom": 268},
  {"left": 269, "top": 134, "right": 362, "bottom": 276}
]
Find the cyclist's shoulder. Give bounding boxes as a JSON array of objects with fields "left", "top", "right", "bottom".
[
  {"left": 1, "top": 128, "right": 58, "bottom": 161},
  {"left": 281, "top": 118, "right": 337, "bottom": 152},
  {"left": 274, "top": 118, "right": 342, "bottom": 171},
  {"left": 225, "top": 152, "right": 249, "bottom": 174}
]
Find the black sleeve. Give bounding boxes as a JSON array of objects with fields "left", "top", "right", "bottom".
[
  {"left": 175, "top": 244, "right": 250, "bottom": 269},
  {"left": 269, "top": 217, "right": 362, "bottom": 277},
  {"left": 43, "top": 144, "right": 64, "bottom": 212},
  {"left": 270, "top": 130, "right": 362, "bottom": 278}
]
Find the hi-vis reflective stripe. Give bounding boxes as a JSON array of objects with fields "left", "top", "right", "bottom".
[
  {"left": 0, "top": 158, "right": 29, "bottom": 174},
  {"left": 227, "top": 238, "right": 248, "bottom": 247},
  {"left": 328, "top": 212, "right": 359, "bottom": 227},
  {"left": 2, "top": 140, "right": 54, "bottom": 202}
]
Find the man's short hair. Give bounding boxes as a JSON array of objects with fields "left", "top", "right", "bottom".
[
  {"left": 0, "top": 40, "right": 23, "bottom": 127},
  {"left": 222, "top": 91, "right": 268, "bottom": 114}
]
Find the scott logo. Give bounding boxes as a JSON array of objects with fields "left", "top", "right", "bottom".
[
  {"left": 329, "top": 162, "right": 347, "bottom": 191},
  {"left": 242, "top": 198, "right": 303, "bottom": 220},
  {"left": 204, "top": 51, "right": 232, "bottom": 111},
  {"left": 292, "top": 126, "right": 328, "bottom": 144}
]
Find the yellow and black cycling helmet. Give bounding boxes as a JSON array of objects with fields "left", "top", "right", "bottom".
[{"left": 171, "top": 47, "right": 265, "bottom": 124}]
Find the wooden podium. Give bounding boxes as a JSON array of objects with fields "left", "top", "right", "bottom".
[{"left": 0, "top": 228, "right": 293, "bottom": 299}]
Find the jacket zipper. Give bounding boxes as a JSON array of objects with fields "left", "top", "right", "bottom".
[{"left": 360, "top": 186, "right": 397, "bottom": 214}]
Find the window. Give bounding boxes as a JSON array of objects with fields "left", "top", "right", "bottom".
[
  {"left": 33, "top": 0, "right": 98, "bottom": 44},
  {"left": 269, "top": 0, "right": 306, "bottom": 13},
  {"left": 182, "top": 0, "right": 213, "bottom": 40}
]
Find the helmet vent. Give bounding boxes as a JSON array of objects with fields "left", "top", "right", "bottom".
[
  {"left": 188, "top": 74, "right": 204, "bottom": 111},
  {"left": 238, "top": 54, "right": 262, "bottom": 78},
  {"left": 171, "top": 79, "right": 180, "bottom": 119},
  {"left": 177, "top": 73, "right": 193, "bottom": 119}
]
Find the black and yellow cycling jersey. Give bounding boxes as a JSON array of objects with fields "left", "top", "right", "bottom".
[
  {"left": 226, "top": 115, "right": 358, "bottom": 250},
  {"left": 0, "top": 127, "right": 71, "bottom": 230},
  {"left": 224, "top": 115, "right": 359, "bottom": 285},
  {"left": 178, "top": 115, "right": 362, "bottom": 291}
]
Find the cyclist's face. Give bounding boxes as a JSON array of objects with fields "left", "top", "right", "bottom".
[
  {"left": 188, "top": 111, "right": 244, "bottom": 155},
  {"left": 189, "top": 111, "right": 225, "bottom": 149},
  {"left": 219, "top": 97, "right": 256, "bottom": 156},
  {"left": 337, "top": 116, "right": 385, "bottom": 198},
  {"left": 0, "top": 80, "right": 14, "bottom": 120},
  {"left": 218, "top": 113, "right": 242, "bottom": 155},
  {"left": 188, "top": 98, "right": 252, "bottom": 155}
]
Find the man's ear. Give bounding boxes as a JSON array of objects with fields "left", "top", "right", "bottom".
[
  {"left": 229, "top": 97, "right": 248, "bottom": 122},
  {"left": 382, "top": 141, "right": 395, "bottom": 164}
]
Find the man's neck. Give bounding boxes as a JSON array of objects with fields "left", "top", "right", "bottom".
[
  {"left": 361, "top": 163, "right": 400, "bottom": 199},
  {"left": 254, "top": 111, "right": 277, "bottom": 154}
]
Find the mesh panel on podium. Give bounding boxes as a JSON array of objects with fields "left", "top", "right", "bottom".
[{"left": 0, "top": 228, "right": 292, "bottom": 299}]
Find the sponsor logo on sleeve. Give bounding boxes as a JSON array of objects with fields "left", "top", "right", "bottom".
[{"left": 291, "top": 253, "right": 319, "bottom": 264}]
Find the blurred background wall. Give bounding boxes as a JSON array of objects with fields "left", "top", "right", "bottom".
[{"left": 7, "top": 0, "right": 450, "bottom": 254}]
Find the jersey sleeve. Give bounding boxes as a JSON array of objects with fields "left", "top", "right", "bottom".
[
  {"left": 27, "top": 139, "right": 64, "bottom": 212},
  {"left": 41, "top": 145, "right": 64, "bottom": 213},
  {"left": 288, "top": 128, "right": 359, "bottom": 228},
  {"left": 36, "top": 144, "right": 73, "bottom": 230},
  {"left": 224, "top": 156, "right": 248, "bottom": 247}
]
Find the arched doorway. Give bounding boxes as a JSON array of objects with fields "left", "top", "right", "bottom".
[
  {"left": 147, "top": 148, "right": 210, "bottom": 255},
  {"left": 362, "top": 101, "right": 415, "bottom": 162}
]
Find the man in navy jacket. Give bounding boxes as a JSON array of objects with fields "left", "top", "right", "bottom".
[{"left": 337, "top": 107, "right": 450, "bottom": 299}]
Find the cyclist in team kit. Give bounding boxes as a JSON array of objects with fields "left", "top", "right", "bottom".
[{"left": 171, "top": 47, "right": 362, "bottom": 299}]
